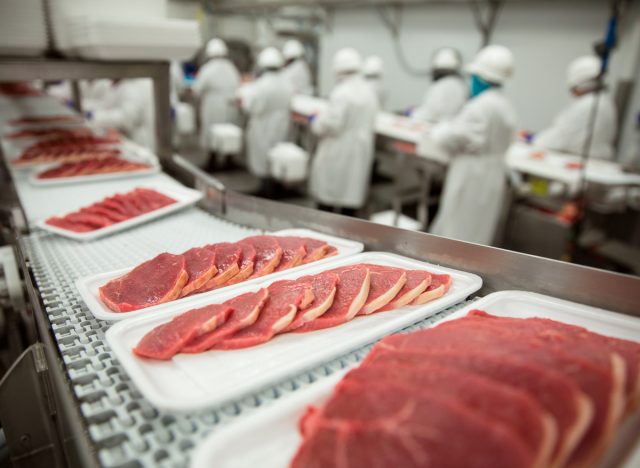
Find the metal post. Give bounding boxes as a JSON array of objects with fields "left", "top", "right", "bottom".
[
  {"left": 151, "top": 62, "right": 173, "bottom": 167},
  {"left": 69, "top": 80, "right": 83, "bottom": 115}
]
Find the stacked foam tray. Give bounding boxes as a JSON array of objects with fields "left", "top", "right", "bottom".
[{"left": 0, "top": 0, "right": 48, "bottom": 56}]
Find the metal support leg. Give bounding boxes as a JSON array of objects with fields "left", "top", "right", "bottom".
[
  {"left": 392, "top": 151, "right": 407, "bottom": 227},
  {"left": 151, "top": 62, "right": 173, "bottom": 167},
  {"left": 417, "top": 164, "right": 433, "bottom": 231},
  {"left": 69, "top": 81, "right": 83, "bottom": 115}
]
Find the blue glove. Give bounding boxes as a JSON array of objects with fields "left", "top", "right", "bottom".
[
  {"left": 308, "top": 113, "right": 317, "bottom": 124},
  {"left": 170, "top": 106, "right": 176, "bottom": 122},
  {"left": 84, "top": 110, "right": 93, "bottom": 120},
  {"left": 402, "top": 106, "right": 415, "bottom": 117}
]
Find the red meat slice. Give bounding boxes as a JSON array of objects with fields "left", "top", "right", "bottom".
[
  {"left": 294, "top": 266, "right": 371, "bottom": 333},
  {"left": 179, "top": 246, "right": 218, "bottom": 297},
  {"left": 181, "top": 289, "right": 269, "bottom": 353},
  {"left": 133, "top": 305, "right": 232, "bottom": 360},
  {"left": 274, "top": 237, "right": 307, "bottom": 272},
  {"left": 195, "top": 243, "right": 241, "bottom": 293},
  {"left": 379, "top": 270, "right": 431, "bottom": 311},
  {"left": 339, "top": 362, "right": 556, "bottom": 467},
  {"left": 213, "top": 280, "right": 314, "bottom": 350},
  {"left": 411, "top": 273, "right": 452, "bottom": 304},
  {"left": 299, "top": 238, "right": 330, "bottom": 264},
  {"left": 365, "top": 348, "right": 593, "bottom": 468},
  {"left": 131, "top": 188, "right": 176, "bottom": 209},
  {"left": 244, "top": 236, "right": 283, "bottom": 278},
  {"left": 105, "top": 195, "right": 143, "bottom": 217},
  {"left": 99, "top": 253, "right": 188, "bottom": 312},
  {"left": 358, "top": 265, "right": 406, "bottom": 315},
  {"left": 45, "top": 217, "right": 94, "bottom": 232},
  {"left": 63, "top": 212, "right": 113, "bottom": 229},
  {"left": 283, "top": 272, "right": 340, "bottom": 332},
  {"left": 291, "top": 381, "right": 535, "bottom": 468},
  {"left": 81, "top": 206, "right": 129, "bottom": 223},
  {"left": 381, "top": 318, "right": 622, "bottom": 467},
  {"left": 226, "top": 242, "right": 257, "bottom": 286}
]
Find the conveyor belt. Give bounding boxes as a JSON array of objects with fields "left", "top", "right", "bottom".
[{"left": 21, "top": 207, "right": 473, "bottom": 467}]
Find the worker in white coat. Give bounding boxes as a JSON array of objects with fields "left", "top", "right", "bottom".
[
  {"left": 91, "top": 78, "right": 156, "bottom": 151},
  {"left": 243, "top": 47, "right": 293, "bottom": 190},
  {"left": 533, "top": 55, "right": 617, "bottom": 160},
  {"left": 282, "top": 39, "right": 313, "bottom": 95},
  {"left": 309, "top": 48, "right": 379, "bottom": 214},
  {"left": 193, "top": 38, "right": 241, "bottom": 147},
  {"left": 412, "top": 48, "right": 468, "bottom": 123},
  {"left": 429, "top": 45, "right": 517, "bottom": 245},
  {"left": 363, "top": 55, "right": 386, "bottom": 109}
]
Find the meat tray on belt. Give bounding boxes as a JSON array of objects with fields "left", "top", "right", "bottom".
[
  {"left": 11, "top": 134, "right": 121, "bottom": 166},
  {"left": 290, "top": 310, "right": 640, "bottom": 468},
  {"left": 130, "top": 262, "right": 451, "bottom": 360},
  {"left": 36, "top": 156, "right": 152, "bottom": 179}
]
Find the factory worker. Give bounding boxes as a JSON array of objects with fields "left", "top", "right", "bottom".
[
  {"left": 309, "top": 48, "right": 379, "bottom": 214},
  {"left": 282, "top": 39, "right": 313, "bottom": 95},
  {"left": 91, "top": 79, "right": 156, "bottom": 151},
  {"left": 193, "top": 38, "right": 241, "bottom": 147},
  {"left": 412, "top": 48, "right": 467, "bottom": 123},
  {"left": 243, "top": 47, "right": 293, "bottom": 187},
  {"left": 533, "top": 55, "right": 617, "bottom": 160},
  {"left": 429, "top": 45, "right": 517, "bottom": 245},
  {"left": 363, "top": 55, "right": 386, "bottom": 108}
]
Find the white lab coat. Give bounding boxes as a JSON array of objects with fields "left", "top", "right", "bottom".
[
  {"left": 365, "top": 76, "right": 387, "bottom": 110},
  {"left": 193, "top": 58, "right": 241, "bottom": 147},
  {"left": 243, "top": 71, "right": 293, "bottom": 178},
  {"left": 412, "top": 75, "right": 468, "bottom": 123},
  {"left": 282, "top": 59, "right": 313, "bottom": 95},
  {"left": 429, "top": 88, "right": 517, "bottom": 245},
  {"left": 310, "top": 74, "right": 379, "bottom": 208},
  {"left": 92, "top": 79, "right": 156, "bottom": 151},
  {"left": 534, "top": 91, "right": 617, "bottom": 161}
]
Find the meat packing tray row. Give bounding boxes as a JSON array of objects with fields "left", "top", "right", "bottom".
[{"left": 190, "top": 290, "right": 640, "bottom": 468}]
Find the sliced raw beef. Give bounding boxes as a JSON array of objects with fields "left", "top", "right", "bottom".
[
  {"left": 181, "top": 289, "right": 269, "bottom": 353},
  {"left": 380, "top": 319, "right": 622, "bottom": 467},
  {"left": 379, "top": 270, "right": 431, "bottom": 311},
  {"left": 99, "top": 253, "right": 188, "bottom": 312},
  {"left": 133, "top": 305, "right": 232, "bottom": 360},
  {"left": 274, "top": 237, "right": 307, "bottom": 272},
  {"left": 358, "top": 265, "right": 406, "bottom": 315},
  {"left": 131, "top": 188, "right": 175, "bottom": 209},
  {"left": 244, "top": 236, "right": 283, "bottom": 278},
  {"left": 283, "top": 272, "right": 340, "bottom": 332},
  {"left": 366, "top": 348, "right": 591, "bottom": 467},
  {"left": 412, "top": 273, "right": 452, "bottom": 304},
  {"left": 195, "top": 243, "right": 241, "bottom": 292},
  {"left": 179, "top": 246, "right": 218, "bottom": 297},
  {"left": 107, "top": 194, "right": 144, "bottom": 217},
  {"left": 226, "top": 242, "right": 257, "bottom": 285},
  {"left": 294, "top": 266, "right": 370, "bottom": 333},
  {"left": 213, "top": 280, "right": 314, "bottom": 350},
  {"left": 81, "top": 206, "right": 128, "bottom": 223},
  {"left": 468, "top": 310, "right": 640, "bottom": 410},
  {"left": 63, "top": 212, "right": 112, "bottom": 229},
  {"left": 299, "top": 238, "right": 330, "bottom": 263},
  {"left": 291, "top": 381, "right": 535, "bottom": 468},
  {"left": 45, "top": 217, "right": 94, "bottom": 232},
  {"left": 338, "top": 362, "right": 556, "bottom": 467}
]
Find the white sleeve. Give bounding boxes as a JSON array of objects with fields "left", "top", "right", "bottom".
[
  {"left": 534, "top": 101, "right": 586, "bottom": 153},
  {"left": 431, "top": 101, "right": 488, "bottom": 155},
  {"left": 311, "top": 90, "right": 347, "bottom": 137}
]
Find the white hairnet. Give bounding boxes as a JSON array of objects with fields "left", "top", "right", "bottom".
[
  {"left": 283, "top": 39, "right": 304, "bottom": 60},
  {"left": 206, "top": 38, "right": 228, "bottom": 58},
  {"left": 465, "top": 44, "right": 514, "bottom": 84},
  {"left": 258, "top": 47, "right": 284, "bottom": 69},
  {"left": 363, "top": 56, "right": 384, "bottom": 76},
  {"left": 432, "top": 48, "right": 462, "bottom": 72},
  {"left": 333, "top": 48, "right": 363, "bottom": 75},
  {"left": 567, "top": 55, "right": 601, "bottom": 89}
]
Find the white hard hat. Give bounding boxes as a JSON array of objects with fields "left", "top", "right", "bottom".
[
  {"left": 363, "top": 56, "right": 384, "bottom": 76},
  {"left": 206, "top": 38, "right": 227, "bottom": 58},
  {"left": 333, "top": 48, "right": 363, "bottom": 75},
  {"left": 258, "top": 47, "right": 284, "bottom": 69},
  {"left": 432, "top": 48, "right": 462, "bottom": 72},
  {"left": 283, "top": 39, "right": 304, "bottom": 60},
  {"left": 567, "top": 55, "right": 601, "bottom": 89},
  {"left": 466, "top": 44, "right": 514, "bottom": 84}
]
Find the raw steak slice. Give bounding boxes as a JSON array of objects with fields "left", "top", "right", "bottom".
[
  {"left": 226, "top": 242, "right": 257, "bottom": 285},
  {"left": 274, "top": 237, "right": 307, "bottom": 272},
  {"left": 283, "top": 272, "right": 340, "bottom": 332},
  {"left": 294, "top": 266, "right": 371, "bottom": 333},
  {"left": 131, "top": 188, "right": 176, "bottom": 209},
  {"left": 244, "top": 236, "right": 283, "bottom": 278},
  {"left": 195, "top": 243, "right": 241, "bottom": 293},
  {"left": 213, "top": 280, "right": 314, "bottom": 350},
  {"left": 133, "top": 305, "right": 232, "bottom": 360},
  {"left": 469, "top": 311, "right": 640, "bottom": 410},
  {"left": 339, "top": 362, "right": 556, "bottom": 467},
  {"left": 292, "top": 381, "right": 535, "bottom": 468},
  {"left": 379, "top": 270, "right": 431, "bottom": 311},
  {"left": 63, "top": 212, "right": 113, "bottom": 229},
  {"left": 366, "top": 349, "right": 591, "bottom": 468},
  {"left": 358, "top": 265, "right": 406, "bottom": 315},
  {"left": 99, "top": 253, "right": 188, "bottom": 312},
  {"left": 110, "top": 194, "right": 145, "bottom": 217},
  {"left": 181, "top": 289, "right": 269, "bottom": 353},
  {"left": 381, "top": 319, "right": 621, "bottom": 468},
  {"left": 45, "top": 217, "right": 94, "bottom": 232},
  {"left": 411, "top": 273, "right": 452, "bottom": 304},
  {"left": 81, "top": 206, "right": 128, "bottom": 223},
  {"left": 299, "top": 238, "right": 330, "bottom": 264},
  {"left": 179, "top": 246, "right": 218, "bottom": 297},
  {"left": 324, "top": 245, "right": 338, "bottom": 258}
]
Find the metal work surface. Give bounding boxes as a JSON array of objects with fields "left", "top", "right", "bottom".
[{"left": 20, "top": 207, "right": 469, "bottom": 467}]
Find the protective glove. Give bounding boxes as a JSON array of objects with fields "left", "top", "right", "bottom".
[{"left": 308, "top": 113, "right": 317, "bottom": 124}]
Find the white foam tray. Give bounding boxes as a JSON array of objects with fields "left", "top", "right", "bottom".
[
  {"left": 105, "top": 252, "right": 482, "bottom": 412},
  {"left": 78, "top": 229, "right": 364, "bottom": 322},
  {"left": 189, "top": 290, "right": 640, "bottom": 468},
  {"left": 36, "top": 182, "right": 202, "bottom": 242}
]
